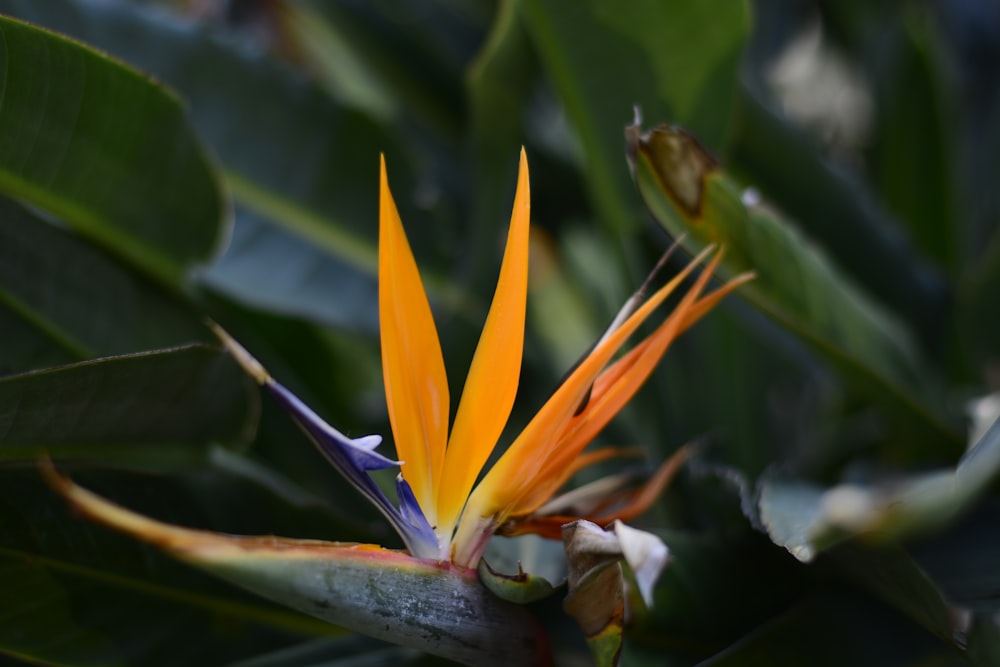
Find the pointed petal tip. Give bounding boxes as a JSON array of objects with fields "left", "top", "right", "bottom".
[
  {"left": 353, "top": 434, "right": 384, "bottom": 451},
  {"left": 206, "top": 320, "right": 271, "bottom": 385}
]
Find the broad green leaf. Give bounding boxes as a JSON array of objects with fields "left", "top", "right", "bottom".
[
  {"left": 0, "top": 13, "right": 226, "bottom": 286},
  {"left": 466, "top": 0, "right": 538, "bottom": 295},
  {"left": 222, "top": 636, "right": 424, "bottom": 667},
  {"left": 828, "top": 544, "right": 966, "bottom": 648},
  {"left": 0, "top": 469, "right": 344, "bottom": 667},
  {"left": 526, "top": 228, "right": 604, "bottom": 374},
  {"left": 727, "top": 90, "right": 952, "bottom": 349},
  {"left": 958, "top": 232, "right": 1000, "bottom": 373},
  {"left": 626, "top": 529, "right": 805, "bottom": 663},
  {"left": 914, "top": 500, "right": 1000, "bottom": 615},
  {"left": 0, "top": 549, "right": 330, "bottom": 667},
  {"left": 758, "top": 415, "right": 1000, "bottom": 561},
  {"left": 867, "top": 14, "right": 957, "bottom": 273},
  {"left": 697, "top": 591, "right": 968, "bottom": 667},
  {"left": 204, "top": 206, "right": 378, "bottom": 332},
  {"left": 48, "top": 470, "right": 552, "bottom": 667},
  {"left": 278, "top": 5, "right": 398, "bottom": 122},
  {"left": 520, "top": 0, "right": 749, "bottom": 235},
  {"left": 627, "top": 122, "right": 961, "bottom": 452},
  {"left": 0, "top": 345, "right": 257, "bottom": 460},
  {"left": 284, "top": 0, "right": 475, "bottom": 141},
  {"left": 0, "top": 196, "right": 207, "bottom": 372},
  {"left": 0, "top": 0, "right": 456, "bottom": 331},
  {"left": 0, "top": 302, "right": 77, "bottom": 373}
]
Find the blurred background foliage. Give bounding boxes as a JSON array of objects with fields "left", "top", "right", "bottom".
[{"left": 1, "top": 0, "right": 999, "bottom": 665}]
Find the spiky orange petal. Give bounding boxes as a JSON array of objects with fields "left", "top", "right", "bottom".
[
  {"left": 507, "top": 252, "right": 725, "bottom": 517},
  {"left": 537, "top": 258, "right": 751, "bottom": 482},
  {"left": 379, "top": 156, "right": 449, "bottom": 522},
  {"left": 452, "top": 247, "right": 717, "bottom": 564},
  {"left": 499, "top": 445, "right": 692, "bottom": 539},
  {"left": 437, "top": 149, "right": 531, "bottom": 536}
]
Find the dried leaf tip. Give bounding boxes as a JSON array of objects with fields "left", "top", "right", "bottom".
[{"left": 207, "top": 320, "right": 272, "bottom": 385}]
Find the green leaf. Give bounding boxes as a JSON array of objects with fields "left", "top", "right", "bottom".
[
  {"left": 0, "top": 0, "right": 457, "bottom": 331},
  {"left": 697, "top": 591, "right": 968, "bottom": 667},
  {"left": 48, "top": 470, "right": 552, "bottom": 667},
  {"left": 958, "top": 231, "right": 1000, "bottom": 373},
  {"left": 204, "top": 206, "right": 379, "bottom": 332},
  {"left": 283, "top": 0, "right": 473, "bottom": 142},
  {"left": 0, "top": 345, "right": 258, "bottom": 460},
  {"left": 726, "top": 90, "right": 951, "bottom": 349},
  {"left": 828, "top": 544, "right": 965, "bottom": 648},
  {"left": 757, "top": 415, "right": 1000, "bottom": 561},
  {"left": 520, "top": 0, "right": 749, "bottom": 235},
  {"left": 867, "top": 13, "right": 958, "bottom": 273},
  {"left": 465, "top": 0, "right": 538, "bottom": 296},
  {"left": 222, "top": 636, "right": 424, "bottom": 667},
  {"left": 0, "top": 196, "right": 207, "bottom": 372},
  {"left": 477, "top": 559, "right": 557, "bottom": 605},
  {"left": 0, "top": 13, "right": 226, "bottom": 286},
  {"left": 0, "top": 469, "right": 343, "bottom": 667},
  {"left": 627, "top": 122, "right": 961, "bottom": 453},
  {"left": 627, "top": 529, "right": 806, "bottom": 662}
]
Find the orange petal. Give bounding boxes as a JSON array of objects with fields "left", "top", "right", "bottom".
[
  {"left": 454, "top": 246, "right": 717, "bottom": 560},
  {"left": 539, "top": 256, "right": 749, "bottom": 476},
  {"left": 507, "top": 256, "right": 719, "bottom": 517},
  {"left": 437, "top": 149, "right": 531, "bottom": 535},
  {"left": 597, "top": 444, "right": 692, "bottom": 524},
  {"left": 379, "top": 156, "right": 449, "bottom": 521},
  {"left": 500, "top": 446, "right": 692, "bottom": 539},
  {"left": 502, "top": 447, "right": 645, "bottom": 522}
]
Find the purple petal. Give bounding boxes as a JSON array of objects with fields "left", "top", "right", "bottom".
[
  {"left": 396, "top": 474, "right": 438, "bottom": 553},
  {"left": 266, "top": 381, "right": 439, "bottom": 558},
  {"left": 268, "top": 383, "right": 397, "bottom": 471}
]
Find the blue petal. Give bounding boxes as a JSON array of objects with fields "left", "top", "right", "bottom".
[
  {"left": 266, "top": 381, "right": 439, "bottom": 558},
  {"left": 396, "top": 474, "right": 438, "bottom": 553}
]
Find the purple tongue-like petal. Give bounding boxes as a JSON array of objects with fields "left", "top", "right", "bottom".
[
  {"left": 396, "top": 474, "right": 438, "bottom": 551},
  {"left": 266, "top": 381, "right": 439, "bottom": 558},
  {"left": 210, "top": 324, "right": 441, "bottom": 558},
  {"left": 270, "top": 384, "right": 398, "bottom": 472}
]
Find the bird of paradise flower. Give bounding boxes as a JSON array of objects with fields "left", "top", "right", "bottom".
[
  {"left": 214, "top": 148, "right": 748, "bottom": 566},
  {"left": 46, "top": 149, "right": 751, "bottom": 666}
]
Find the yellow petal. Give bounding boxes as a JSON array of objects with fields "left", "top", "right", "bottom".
[
  {"left": 437, "top": 149, "right": 531, "bottom": 534},
  {"left": 379, "top": 156, "right": 449, "bottom": 521}
]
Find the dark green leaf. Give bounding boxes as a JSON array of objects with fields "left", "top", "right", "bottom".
[
  {"left": 0, "top": 469, "right": 343, "bottom": 667},
  {"left": 0, "top": 0, "right": 457, "bottom": 331},
  {"left": 628, "top": 530, "right": 804, "bottom": 662},
  {"left": 0, "top": 196, "right": 207, "bottom": 372},
  {"left": 828, "top": 544, "right": 965, "bottom": 648},
  {"left": 757, "top": 416, "right": 1000, "bottom": 561},
  {"left": 697, "top": 591, "right": 969, "bottom": 667},
  {"left": 727, "top": 89, "right": 951, "bottom": 350},
  {"left": 0, "top": 345, "right": 257, "bottom": 459},
  {"left": 222, "top": 636, "right": 424, "bottom": 667},
  {"left": 0, "top": 13, "right": 226, "bottom": 286},
  {"left": 867, "top": 14, "right": 958, "bottom": 273},
  {"left": 521, "top": 0, "right": 749, "bottom": 235},
  {"left": 628, "top": 122, "right": 962, "bottom": 454}
]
